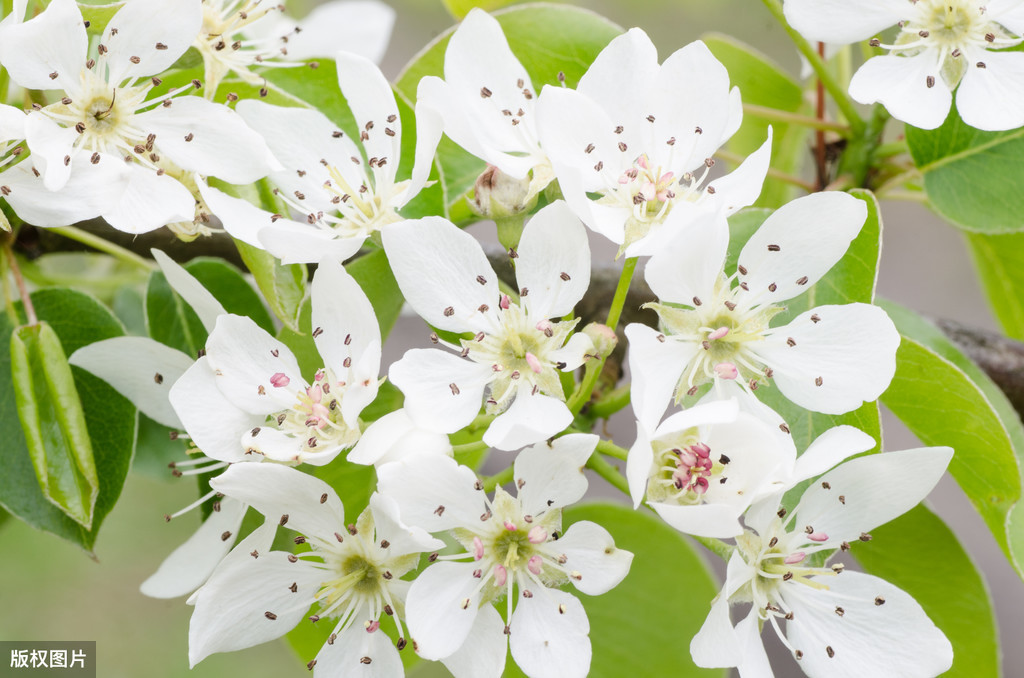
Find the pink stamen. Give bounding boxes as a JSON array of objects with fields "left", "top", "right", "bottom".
[
  {"left": 308, "top": 385, "right": 323, "bottom": 403},
  {"left": 269, "top": 372, "right": 290, "bottom": 388},
  {"left": 692, "top": 477, "right": 709, "bottom": 494},
  {"left": 499, "top": 295, "right": 511, "bottom": 310},
  {"left": 525, "top": 352, "right": 543, "bottom": 374},
  {"left": 707, "top": 326, "right": 730, "bottom": 341},
  {"left": 691, "top": 442, "right": 711, "bottom": 458},
  {"left": 714, "top": 362, "right": 739, "bottom": 380},
  {"left": 494, "top": 565, "right": 507, "bottom": 587},
  {"left": 503, "top": 520, "right": 517, "bottom": 532},
  {"left": 807, "top": 532, "right": 829, "bottom": 543},
  {"left": 640, "top": 182, "right": 656, "bottom": 202},
  {"left": 314, "top": 368, "right": 326, "bottom": 382},
  {"left": 679, "top": 450, "right": 697, "bottom": 467},
  {"left": 784, "top": 552, "right": 807, "bottom": 565},
  {"left": 672, "top": 470, "right": 687, "bottom": 489},
  {"left": 527, "top": 555, "right": 543, "bottom": 575},
  {"left": 473, "top": 536, "right": 484, "bottom": 561},
  {"left": 535, "top": 320, "right": 553, "bottom": 333},
  {"left": 637, "top": 154, "right": 650, "bottom": 170},
  {"left": 364, "top": 620, "right": 380, "bottom": 633},
  {"left": 528, "top": 525, "right": 548, "bottom": 544}
]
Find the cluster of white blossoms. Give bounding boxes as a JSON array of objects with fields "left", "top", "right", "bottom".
[{"left": 11, "top": 2, "right": 965, "bottom": 677}]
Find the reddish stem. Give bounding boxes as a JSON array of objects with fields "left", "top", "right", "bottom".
[{"left": 815, "top": 41, "right": 828, "bottom": 191}]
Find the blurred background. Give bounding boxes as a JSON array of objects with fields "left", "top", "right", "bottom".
[{"left": 0, "top": 0, "right": 1013, "bottom": 676}]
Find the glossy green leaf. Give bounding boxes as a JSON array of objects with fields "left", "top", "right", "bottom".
[
  {"left": 234, "top": 240, "right": 308, "bottom": 333},
  {"left": 879, "top": 299, "right": 1024, "bottom": 579},
  {"left": 18, "top": 252, "right": 147, "bottom": 304},
  {"left": 395, "top": 4, "right": 623, "bottom": 213},
  {"left": 79, "top": 2, "right": 122, "bottom": 35},
  {"left": 440, "top": 0, "right": 523, "bottom": 20},
  {"left": 854, "top": 505, "right": 998, "bottom": 678},
  {"left": 907, "top": 109, "right": 1024, "bottom": 233},
  {"left": 965, "top": 231, "right": 1024, "bottom": 340},
  {"left": 184, "top": 258, "right": 274, "bottom": 334},
  {"left": 11, "top": 322, "right": 99, "bottom": 528},
  {"left": 0, "top": 289, "right": 136, "bottom": 554},
  {"left": 703, "top": 34, "right": 808, "bottom": 208},
  {"left": 346, "top": 249, "right": 404, "bottom": 340}
]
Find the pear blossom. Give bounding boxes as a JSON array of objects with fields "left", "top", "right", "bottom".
[
  {"left": 0, "top": 103, "right": 126, "bottom": 228},
  {"left": 189, "top": 463, "right": 445, "bottom": 674},
  {"left": 416, "top": 9, "right": 554, "bottom": 209},
  {"left": 535, "top": 29, "right": 771, "bottom": 257},
  {"left": 383, "top": 201, "right": 595, "bottom": 451},
  {"left": 784, "top": 0, "right": 1024, "bottom": 131},
  {"left": 691, "top": 445, "right": 954, "bottom": 678},
  {"left": 0, "top": 0, "right": 279, "bottom": 235},
  {"left": 626, "top": 191, "right": 899, "bottom": 428},
  {"left": 376, "top": 434, "right": 633, "bottom": 678},
  {"left": 194, "top": 0, "right": 395, "bottom": 95},
  {"left": 200, "top": 51, "right": 440, "bottom": 264},
  {"left": 168, "top": 257, "right": 381, "bottom": 466}
]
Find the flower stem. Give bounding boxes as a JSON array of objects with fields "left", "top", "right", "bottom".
[
  {"left": 691, "top": 535, "right": 735, "bottom": 563},
  {"left": 4, "top": 246, "right": 36, "bottom": 325},
  {"left": 589, "top": 384, "right": 631, "bottom": 420},
  {"left": 742, "top": 103, "right": 849, "bottom": 133},
  {"left": 874, "top": 167, "right": 922, "bottom": 196},
  {"left": 483, "top": 465, "right": 514, "bottom": 493},
  {"left": 47, "top": 226, "right": 155, "bottom": 271},
  {"left": 760, "top": 0, "right": 865, "bottom": 136},
  {"left": 595, "top": 438, "right": 629, "bottom": 461},
  {"left": 604, "top": 256, "right": 637, "bottom": 330},
  {"left": 586, "top": 452, "right": 629, "bottom": 495},
  {"left": 452, "top": 440, "right": 489, "bottom": 457}
]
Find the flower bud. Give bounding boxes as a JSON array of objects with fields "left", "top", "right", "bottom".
[
  {"left": 471, "top": 165, "right": 536, "bottom": 219},
  {"left": 582, "top": 322, "right": 618, "bottom": 358}
]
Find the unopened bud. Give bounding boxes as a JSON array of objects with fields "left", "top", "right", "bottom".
[
  {"left": 472, "top": 165, "right": 535, "bottom": 220},
  {"left": 583, "top": 322, "right": 617, "bottom": 358}
]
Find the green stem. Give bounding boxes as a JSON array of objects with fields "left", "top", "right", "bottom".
[
  {"left": 495, "top": 214, "right": 526, "bottom": 252},
  {"left": 761, "top": 0, "right": 865, "bottom": 135},
  {"left": 872, "top": 140, "right": 910, "bottom": 159},
  {"left": 483, "top": 465, "right": 513, "bottom": 493},
  {"left": 586, "top": 453, "right": 628, "bottom": 495},
  {"left": 874, "top": 167, "right": 922, "bottom": 196},
  {"left": 589, "top": 384, "right": 631, "bottom": 420},
  {"left": 691, "top": 535, "right": 735, "bottom": 563},
  {"left": 48, "top": 226, "right": 155, "bottom": 271},
  {"left": 604, "top": 256, "right": 637, "bottom": 330},
  {"left": 742, "top": 103, "right": 849, "bottom": 133},
  {"left": 452, "top": 440, "right": 489, "bottom": 457},
  {"left": 595, "top": 438, "right": 629, "bottom": 461},
  {"left": 879, "top": 190, "right": 927, "bottom": 204},
  {"left": 0, "top": 247, "right": 18, "bottom": 324}
]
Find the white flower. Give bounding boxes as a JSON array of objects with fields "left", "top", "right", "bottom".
[
  {"left": 383, "top": 201, "right": 595, "bottom": 451},
  {"left": 626, "top": 191, "right": 899, "bottom": 429},
  {"left": 200, "top": 51, "right": 440, "bottom": 264},
  {"left": 0, "top": 0, "right": 279, "bottom": 234},
  {"left": 375, "top": 434, "right": 633, "bottom": 678},
  {"left": 535, "top": 30, "right": 771, "bottom": 257},
  {"left": 168, "top": 257, "right": 381, "bottom": 466},
  {"left": 347, "top": 409, "right": 453, "bottom": 467},
  {"left": 784, "top": 0, "right": 1024, "bottom": 131},
  {"left": 690, "top": 445, "right": 954, "bottom": 678},
  {"left": 416, "top": 9, "right": 554, "bottom": 202},
  {"left": 194, "top": 0, "right": 395, "bottom": 95},
  {"left": 189, "top": 463, "right": 444, "bottom": 674},
  {"left": 0, "top": 104, "right": 126, "bottom": 228}
]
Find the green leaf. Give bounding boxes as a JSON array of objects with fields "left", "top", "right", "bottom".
[
  {"left": 879, "top": 298, "right": 1024, "bottom": 579},
  {"left": 907, "top": 109, "right": 1024, "bottom": 233},
  {"left": 11, "top": 322, "right": 99, "bottom": 528},
  {"left": 234, "top": 240, "right": 308, "bottom": 333},
  {"left": 395, "top": 4, "right": 623, "bottom": 213},
  {"left": 0, "top": 289, "right": 137, "bottom": 554},
  {"left": 18, "top": 252, "right": 147, "bottom": 304},
  {"left": 145, "top": 267, "right": 207, "bottom": 357},
  {"left": 440, "top": 0, "right": 523, "bottom": 20},
  {"left": 346, "top": 249, "right": 404, "bottom": 340},
  {"left": 965, "top": 231, "right": 1024, "bottom": 340},
  {"left": 853, "top": 505, "right": 998, "bottom": 678},
  {"left": 79, "top": 2, "right": 122, "bottom": 35},
  {"left": 703, "top": 34, "right": 808, "bottom": 208},
  {"left": 184, "top": 257, "right": 275, "bottom": 334}
]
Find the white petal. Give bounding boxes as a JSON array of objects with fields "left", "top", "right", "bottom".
[
  {"left": 849, "top": 54, "right": 951, "bottom": 130},
  {"left": 781, "top": 571, "right": 952, "bottom": 678},
  {"left": 514, "top": 433, "right": 597, "bottom": 516},
  {"left": 783, "top": 0, "right": 907, "bottom": 43},
  {"left": 690, "top": 596, "right": 740, "bottom": 668},
  {"left": 336, "top": 51, "right": 400, "bottom": 173},
  {"left": 198, "top": 182, "right": 281, "bottom": 248},
  {"left": 789, "top": 425, "right": 876, "bottom": 486},
  {"left": 102, "top": 163, "right": 195, "bottom": 234},
  {"left": 651, "top": 502, "right": 744, "bottom": 539},
  {"left": 626, "top": 421, "right": 655, "bottom": 508},
  {"left": 0, "top": 104, "right": 26, "bottom": 143},
  {"left": 23, "top": 112, "right": 77, "bottom": 191},
  {"left": 210, "top": 462, "right": 347, "bottom": 539},
  {"left": 347, "top": 409, "right": 453, "bottom": 467},
  {"left": 405, "top": 97, "right": 443, "bottom": 207},
  {"left": 205, "top": 314, "right": 306, "bottom": 413},
  {"left": 405, "top": 561, "right": 483, "bottom": 660},
  {"left": 732, "top": 608, "right": 774, "bottom": 678},
  {"left": 245, "top": 426, "right": 345, "bottom": 467},
  {"left": 382, "top": 217, "right": 499, "bottom": 334},
  {"left": 282, "top": 1, "right": 395, "bottom": 64},
  {"left": 188, "top": 550, "right": 322, "bottom": 665},
  {"left": 139, "top": 98, "right": 279, "bottom": 182},
  {"left": 0, "top": 0, "right": 86, "bottom": 92},
  {"left": 793, "top": 446, "right": 952, "bottom": 541},
  {"left": 550, "top": 520, "right": 632, "bottom": 595},
  {"left": 441, "top": 604, "right": 507, "bottom": 678},
  {"left": 140, "top": 496, "right": 246, "bottom": 598},
  {"left": 990, "top": 0, "right": 1024, "bottom": 33},
  {"left": 102, "top": 0, "right": 200, "bottom": 82},
  {"left": 956, "top": 49, "right": 1024, "bottom": 132},
  {"left": 706, "top": 129, "right": 772, "bottom": 216},
  {"left": 515, "top": 201, "right": 590, "bottom": 320},
  {"left": 644, "top": 216, "right": 729, "bottom": 307},
  {"left": 258, "top": 224, "right": 366, "bottom": 266},
  {"left": 754, "top": 303, "right": 899, "bottom": 415},
  {"left": 389, "top": 349, "right": 491, "bottom": 434},
  {"left": 369, "top": 492, "right": 445, "bottom": 558},
  {"left": 375, "top": 453, "right": 486, "bottom": 531},
  {"left": 69, "top": 336, "right": 193, "bottom": 428},
  {"left": 737, "top": 191, "right": 867, "bottom": 304},
  {"left": 577, "top": 28, "right": 659, "bottom": 131},
  {"left": 151, "top": 249, "right": 226, "bottom": 332},
  {"left": 509, "top": 588, "right": 590, "bottom": 678},
  {"left": 311, "top": 257, "right": 381, "bottom": 392},
  {"left": 547, "top": 333, "right": 595, "bottom": 372},
  {"left": 3, "top": 156, "right": 126, "bottom": 227},
  {"left": 483, "top": 389, "right": 574, "bottom": 451},
  {"left": 313, "top": 618, "right": 402, "bottom": 678},
  {"left": 169, "top": 357, "right": 260, "bottom": 463},
  {"left": 624, "top": 323, "right": 696, "bottom": 431}
]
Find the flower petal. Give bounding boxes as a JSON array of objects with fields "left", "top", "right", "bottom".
[
  {"left": 348, "top": 409, "right": 452, "bottom": 467},
  {"left": 2, "top": 156, "right": 126, "bottom": 227},
  {"left": 258, "top": 224, "right": 365, "bottom": 266},
  {"left": 245, "top": 426, "right": 346, "bottom": 467},
  {"left": 405, "top": 561, "right": 484, "bottom": 660},
  {"left": 336, "top": 51, "right": 400, "bottom": 174},
  {"left": 278, "top": 0, "right": 395, "bottom": 64},
  {"left": 440, "top": 604, "right": 507, "bottom": 678},
  {"left": 311, "top": 257, "right": 381, "bottom": 393},
  {"left": 68, "top": 336, "right": 193, "bottom": 428},
  {"left": 140, "top": 496, "right": 247, "bottom": 598},
  {"left": 789, "top": 425, "right": 876, "bottom": 486},
  {"left": 484, "top": 389, "right": 574, "bottom": 451},
  {"left": 736, "top": 191, "right": 867, "bottom": 305},
  {"left": 848, "top": 53, "right": 951, "bottom": 130},
  {"left": 509, "top": 588, "right": 591, "bottom": 678},
  {"left": 389, "top": 348, "right": 491, "bottom": 434},
  {"left": 514, "top": 433, "right": 596, "bottom": 516},
  {"left": 369, "top": 492, "right": 445, "bottom": 558},
  {"left": 102, "top": 0, "right": 201, "bottom": 83},
  {"left": 643, "top": 213, "right": 729, "bottom": 306},
  {"left": 0, "top": 0, "right": 86, "bottom": 92},
  {"left": 550, "top": 520, "right": 632, "bottom": 595},
  {"left": 375, "top": 453, "right": 486, "bottom": 532},
  {"left": 690, "top": 595, "right": 740, "bottom": 669},
  {"left": 651, "top": 502, "right": 745, "bottom": 539},
  {"left": 624, "top": 323, "right": 697, "bottom": 431},
  {"left": 102, "top": 163, "right": 195, "bottom": 234},
  {"left": 515, "top": 201, "right": 590, "bottom": 320},
  {"left": 23, "top": 112, "right": 78, "bottom": 191},
  {"left": 705, "top": 128, "right": 772, "bottom": 217},
  {"left": 151, "top": 249, "right": 226, "bottom": 332},
  {"left": 956, "top": 49, "right": 1024, "bottom": 132},
  {"left": 783, "top": 0, "right": 908, "bottom": 43},
  {"left": 312, "top": 617, "right": 402, "bottom": 678},
  {"left": 754, "top": 303, "right": 900, "bottom": 415},
  {"left": 794, "top": 446, "right": 952, "bottom": 541},
  {"left": 781, "top": 570, "right": 952, "bottom": 678},
  {"left": 626, "top": 422, "right": 655, "bottom": 508},
  {"left": 577, "top": 28, "right": 659, "bottom": 135}
]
